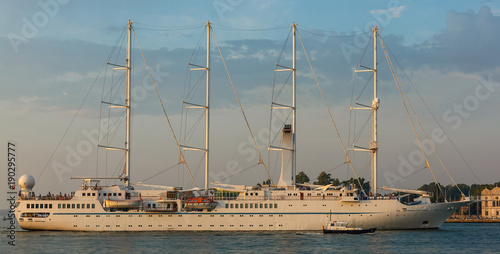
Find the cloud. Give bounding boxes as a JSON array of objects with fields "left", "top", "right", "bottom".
[
  {"left": 418, "top": 6, "right": 500, "bottom": 74},
  {"left": 370, "top": 5, "right": 407, "bottom": 19}
]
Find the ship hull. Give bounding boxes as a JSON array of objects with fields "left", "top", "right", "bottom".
[{"left": 15, "top": 198, "right": 469, "bottom": 231}]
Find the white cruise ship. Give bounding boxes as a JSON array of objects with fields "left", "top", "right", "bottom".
[{"left": 14, "top": 21, "right": 470, "bottom": 231}]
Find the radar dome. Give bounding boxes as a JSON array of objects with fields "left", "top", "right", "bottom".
[{"left": 19, "top": 174, "right": 35, "bottom": 190}]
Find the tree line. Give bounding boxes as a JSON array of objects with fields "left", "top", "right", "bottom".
[{"left": 258, "top": 171, "right": 499, "bottom": 202}]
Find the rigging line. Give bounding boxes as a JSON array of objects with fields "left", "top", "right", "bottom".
[
  {"left": 211, "top": 27, "right": 274, "bottom": 185},
  {"left": 299, "top": 28, "right": 372, "bottom": 38},
  {"left": 276, "top": 28, "right": 293, "bottom": 66},
  {"left": 354, "top": 73, "right": 373, "bottom": 103},
  {"left": 348, "top": 33, "right": 372, "bottom": 156},
  {"left": 273, "top": 72, "right": 293, "bottom": 103},
  {"left": 384, "top": 41, "right": 481, "bottom": 185},
  {"left": 269, "top": 28, "right": 291, "bottom": 168},
  {"left": 190, "top": 154, "right": 205, "bottom": 189},
  {"left": 183, "top": 111, "right": 205, "bottom": 145},
  {"left": 216, "top": 163, "right": 261, "bottom": 182},
  {"left": 97, "top": 62, "right": 108, "bottom": 177},
  {"left": 141, "top": 163, "right": 181, "bottom": 182},
  {"left": 294, "top": 25, "right": 371, "bottom": 38},
  {"left": 297, "top": 29, "right": 366, "bottom": 195},
  {"left": 351, "top": 113, "right": 372, "bottom": 146},
  {"left": 45, "top": 25, "right": 128, "bottom": 186},
  {"left": 211, "top": 24, "right": 290, "bottom": 32},
  {"left": 188, "top": 28, "right": 207, "bottom": 63},
  {"left": 132, "top": 28, "right": 198, "bottom": 188},
  {"left": 184, "top": 72, "right": 206, "bottom": 102},
  {"left": 379, "top": 37, "right": 444, "bottom": 196},
  {"left": 39, "top": 57, "right": 112, "bottom": 184},
  {"left": 107, "top": 112, "right": 127, "bottom": 145},
  {"left": 379, "top": 37, "right": 465, "bottom": 198},
  {"left": 133, "top": 23, "right": 206, "bottom": 31},
  {"left": 326, "top": 162, "right": 348, "bottom": 174}
]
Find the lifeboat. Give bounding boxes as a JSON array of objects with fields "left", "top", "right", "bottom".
[
  {"left": 104, "top": 199, "right": 142, "bottom": 209},
  {"left": 184, "top": 197, "right": 217, "bottom": 209}
]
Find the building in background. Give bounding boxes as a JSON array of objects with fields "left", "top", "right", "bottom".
[{"left": 481, "top": 186, "right": 500, "bottom": 218}]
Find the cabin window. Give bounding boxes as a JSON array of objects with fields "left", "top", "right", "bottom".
[
  {"left": 77, "top": 204, "right": 80, "bottom": 209},
  {"left": 72, "top": 204, "right": 75, "bottom": 209},
  {"left": 230, "top": 204, "right": 234, "bottom": 208},
  {"left": 98, "top": 193, "right": 101, "bottom": 196},
  {"left": 49, "top": 204, "right": 52, "bottom": 209},
  {"left": 485, "top": 211, "right": 489, "bottom": 216},
  {"left": 36, "top": 204, "right": 39, "bottom": 209},
  {"left": 250, "top": 193, "right": 253, "bottom": 196},
  {"left": 26, "top": 204, "right": 29, "bottom": 209},
  {"left": 264, "top": 204, "right": 268, "bottom": 208},
  {"left": 87, "top": 204, "right": 90, "bottom": 209},
  {"left": 255, "top": 193, "right": 259, "bottom": 196},
  {"left": 92, "top": 193, "right": 96, "bottom": 196},
  {"left": 62, "top": 204, "right": 66, "bottom": 209},
  {"left": 250, "top": 204, "right": 253, "bottom": 208},
  {"left": 103, "top": 193, "right": 106, "bottom": 196},
  {"left": 58, "top": 204, "right": 61, "bottom": 209},
  {"left": 119, "top": 193, "right": 122, "bottom": 196},
  {"left": 225, "top": 204, "right": 229, "bottom": 208},
  {"left": 82, "top": 193, "right": 85, "bottom": 196},
  {"left": 235, "top": 204, "right": 238, "bottom": 209},
  {"left": 92, "top": 204, "right": 95, "bottom": 209},
  {"left": 44, "top": 204, "right": 48, "bottom": 209},
  {"left": 148, "top": 204, "right": 151, "bottom": 208},
  {"left": 113, "top": 193, "right": 117, "bottom": 196},
  {"left": 245, "top": 204, "right": 248, "bottom": 208},
  {"left": 67, "top": 204, "right": 71, "bottom": 209}
]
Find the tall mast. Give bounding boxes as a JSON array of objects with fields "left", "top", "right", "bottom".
[
  {"left": 205, "top": 21, "right": 211, "bottom": 190},
  {"left": 291, "top": 22, "right": 297, "bottom": 186},
  {"left": 352, "top": 27, "right": 378, "bottom": 195},
  {"left": 271, "top": 23, "right": 297, "bottom": 187},
  {"left": 125, "top": 20, "right": 132, "bottom": 188},
  {"left": 182, "top": 22, "right": 211, "bottom": 190},
  {"left": 371, "top": 27, "right": 379, "bottom": 195}
]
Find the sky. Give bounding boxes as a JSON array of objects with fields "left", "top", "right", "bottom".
[{"left": 1, "top": 0, "right": 500, "bottom": 208}]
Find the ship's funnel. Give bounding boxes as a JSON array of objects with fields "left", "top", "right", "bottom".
[{"left": 277, "top": 124, "right": 293, "bottom": 187}]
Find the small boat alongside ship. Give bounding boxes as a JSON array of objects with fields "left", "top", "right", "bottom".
[{"left": 322, "top": 221, "right": 376, "bottom": 234}]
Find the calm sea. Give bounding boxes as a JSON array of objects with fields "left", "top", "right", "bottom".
[{"left": 1, "top": 210, "right": 499, "bottom": 254}]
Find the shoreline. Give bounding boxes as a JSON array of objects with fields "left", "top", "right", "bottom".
[{"left": 445, "top": 219, "right": 500, "bottom": 223}]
